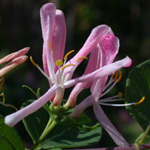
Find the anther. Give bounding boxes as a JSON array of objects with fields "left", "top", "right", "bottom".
[
  {"left": 117, "top": 70, "right": 122, "bottom": 83},
  {"left": 0, "top": 76, "right": 4, "bottom": 87},
  {"left": 76, "top": 56, "right": 88, "bottom": 62},
  {"left": 47, "top": 40, "right": 54, "bottom": 52},
  {"left": 61, "top": 64, "right": 75, "bottom": 70},
  {"left": 112, "top": 70, "right": 122, "bottom": 83},
  {"left": 112, "top": 71, "right": 118, "bottom": 82},
  {"left": 135, "top": 96, "right": 145, "bottom": 106},
  {"left": 64, "top": 50, "right": 74, "bottom": 60},
  {"left": 0, "top": 92, "right": 5, "bottom": 103},
  {"left": 118, "top": 92, "right": 123, "bottom": 99},
  {"left": 30, "top": 56, "right": 38, "bottom": 67}
]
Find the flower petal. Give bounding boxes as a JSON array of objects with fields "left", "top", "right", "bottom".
[
  {"left": 69, "top": 25, "right": 113, "bottom": 65},
  {"left": 63, "top": 25, "right": 112, "bottom": 79},
  {"left": 52, "top": 10, "right": 66, "bottom": 72},
  {"left": 90, "top": 34, "right": 120, "bottom": 102},
  {"left": 0, "top": 55, "right": 28, "bottom": 77},
  {"left": 91, "top": 78, "right": 108, "bottom": 103},
  {"left": 0, "top": 47, "right": 29, "bottom": 64},
  {"left": 40, "top": 3, "right": 56, "bottom": 44},
  {"left": 66, "top": 31, "right": 119, "bottom": 107},
  {"left": 5, "top": 85, "right": 58, "bottom": 127},
  {"left": 93, "top": 104, "right": 129, "bottom": 146},
  {"left": 64, "top": 56, "right": 132, "bottom": 88},
  {"left": 40, "top": 3, "right": 56, "bottom": 76},
  {"left": 65, "top": 45, "right": 100, "bottom": 107},
  {"left": 100, "top": 33, "right": 119, "bottom": 66},
  {"left": 69, "top": 95, "right": 93, "bottom": 118}
]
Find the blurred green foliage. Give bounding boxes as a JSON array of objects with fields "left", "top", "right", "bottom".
[{"left": 0, "top": 0, "right": 149, "bottom": 148}]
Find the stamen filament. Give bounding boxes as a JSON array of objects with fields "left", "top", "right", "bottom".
[
  {"left": 135, "top": 96, "right": 145, "bottom": 106},
  {"left": 101, "top": 80, "right": 117, "bottom": 97},
  {"left": 50, "top": 49, "right": 56, "bottom": 81},
  {"left": 100, "top": 98, "right": 125, "bottom": 103},
  {"left": 0, "top": 101, "right": 18, "bottom": 111},
  {"left": 64, "top": 56, "right": 88, "bottom": 83},
  {"left": 30, "top": 56, "right": 52, "bottom": 83},
  {"left": 103, "top": 76, "right": 114, "bottom": 91},
  {"left": 64, "top": 50, "right": 74, "bottom": 60},
  {"left": 100, "top": 102, "right": 136, "bottom": 107},
  {"left": 37, "top": 66, "right": 52, "bottom": 83}
]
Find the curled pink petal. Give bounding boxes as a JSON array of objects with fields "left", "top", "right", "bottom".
[
  {"left": 65, "top": 29, "right": 120, "bottom": 107},
  {"left": 40, "top": 3, "right": 56, "bottom": 42},
  {"left": 100, "top": 34, "right": 119, "bottom": 66},
  {"left": 64, "top": 56, "right": 132, "bottom": 88},
  {"left": 63, "top": 25, "right": 112, "bottom": 78}
]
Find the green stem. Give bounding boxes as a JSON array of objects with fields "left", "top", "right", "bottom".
[
  {"left": 135, "top": 125, "right": 150, "bottom": 150},
  {"left": 42, "top": 118, "right": 53, "bottom": 134},
  {"left": 30, "top": 120, "right": 57, "bottom": 150},
  {"left": 140, "top": 125, "right": 150, "bottom": 144}
]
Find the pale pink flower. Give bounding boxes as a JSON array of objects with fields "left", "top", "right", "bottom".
[
  {"left": 4, "top": 2, "right": 131, "bottom": 135},
  {"left": 68, "top": 34, "right": 131, "bottom": 146}
]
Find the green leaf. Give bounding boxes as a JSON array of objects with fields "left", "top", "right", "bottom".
[
  {"left": 38, "top": 123, "right": 102, "bottom": 149},
  {"left": 21, "top": 100, "right": 49, "bottom": 142},
  {"left": 22, "top": 100, "right": 102, "bottom": 149},
  {"left": 0, "top": 135, "right": 15, "bottom": 150},
  {"left": 0, "top": 115, "right": 24, "bottom": 150},
  {"left": 125, "top": 59, "right": 150, "bottom": 131}
]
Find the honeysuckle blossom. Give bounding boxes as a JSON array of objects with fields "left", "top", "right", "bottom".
[
  {"left": 4, "top": 2, "right": 132, "bottom": 135},
  {"left": 66, "top": 32, "right": 130, "bottom": 146},
  {"left": 0, "top": 47, "right": 29, "bottom": 77}
]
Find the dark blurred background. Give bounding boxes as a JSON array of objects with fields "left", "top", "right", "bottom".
[{"left": 0, "top": 0, "right": 150, "bottom": 148}]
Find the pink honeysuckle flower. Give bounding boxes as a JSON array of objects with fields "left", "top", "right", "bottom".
[
  {"left": 66, "top": 32, "right": 130, "bottom": 146},
  {"left": 65, "top": 33, "right": 119, "bottom": 108},
  {"left": 0, "top": 47, "right": 29, "bottom": 77},
  {"left": 4, "top": 3, "right": 132, "bottom": 128}
]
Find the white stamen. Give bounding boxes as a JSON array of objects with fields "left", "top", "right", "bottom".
[
  {"left": 37, "top": 66, "right": 52, "bottom": 83},
  {"left": 50, "top": 51, "right": 56, "bottom": 81},
  {"left": 63, "top": 61, "right": 79, "bottom": 83},
  {"left": 101, "top": 80, "right": 117, "bottom": 97},
  {"left": 103, "top": 76, "right": 114, "bottom": 91},
  {"left": 100, "top": 98, "right": 124, "bottom": 103},
  {"left": 100, "top": 102, "right": 136, "bottom": 107}
]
